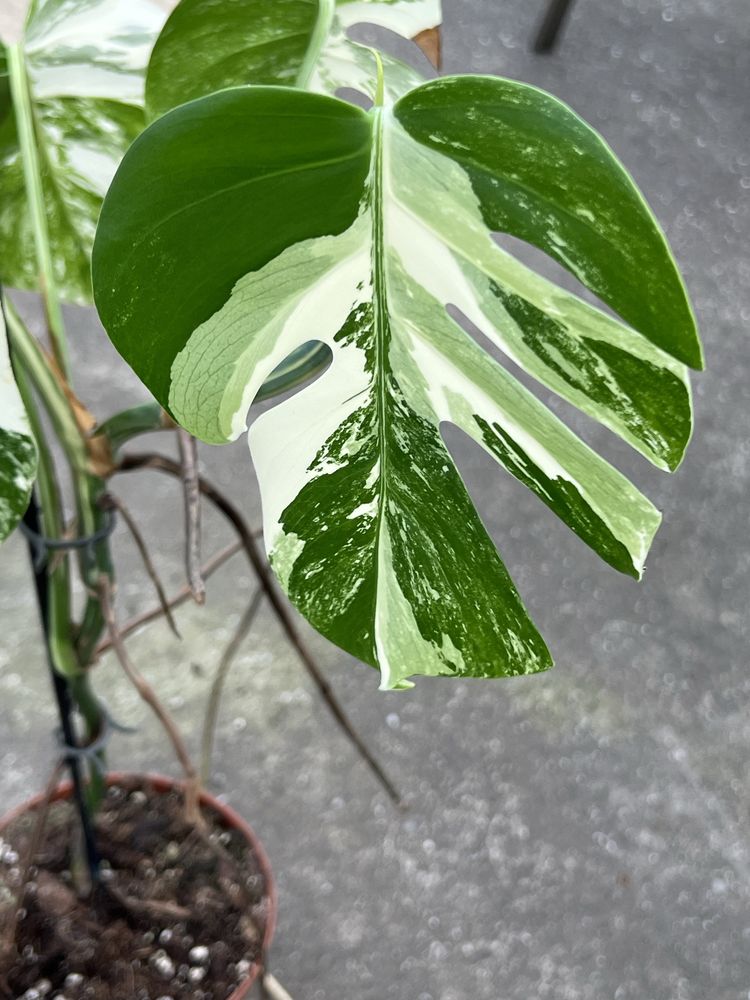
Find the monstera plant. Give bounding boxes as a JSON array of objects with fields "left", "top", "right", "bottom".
[
  {"left": 94, "top": 57, "right": 701, "bottom": 690},
  {"left": 0, "top": 0, "right": 701, "bottom": 995}
]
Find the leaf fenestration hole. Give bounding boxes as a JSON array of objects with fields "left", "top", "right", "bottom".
[
  {"left": 443, "top": 302, "right": 657, "bottom": 484},
  {"left": 254, "top": 341, "right": 332, "bottom": 410},
  {"left": 346, "top": 22, "right": 440, "bottom": 79},
  {"left": 335, "top": 87, "right": 373, "bottom": 111}
]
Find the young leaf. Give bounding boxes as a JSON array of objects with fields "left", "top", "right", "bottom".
[
  {"left": 146, "top": 0, "right": 442, "bottom": 117},
  {"left": 92, "top": 79, "right": 701, "bottom": 688},
  {"left": 0, "top": 304, "right": 37, "bottom": 543},
  {"left": 0, "top": 0, "right": 168, "bottom": 303}
]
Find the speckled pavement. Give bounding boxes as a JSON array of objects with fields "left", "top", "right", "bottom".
[{"left": 1, "top": 1, "right": 749, "bottom": 997}]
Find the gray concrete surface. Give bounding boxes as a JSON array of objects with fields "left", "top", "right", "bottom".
[{"left": 2, "top": 0, "right": 750, "bottom": 997}]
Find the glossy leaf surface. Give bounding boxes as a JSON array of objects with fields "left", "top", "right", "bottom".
[
  {"left": 0, "top": 304, "right": 36, "bottom": 542},
  {"left": 0, "top": 0, "right": 167, "bottom": 303},
  {"left": 146, "top": 0, "right": 442, "bottom": 116},
  {"left": 93, "top": 78, "right": 701, "bottom": 688}
]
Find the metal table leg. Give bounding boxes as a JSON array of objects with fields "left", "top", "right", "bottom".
[{"left": 533, "top": 0, "right": 577, "bottom": 53}]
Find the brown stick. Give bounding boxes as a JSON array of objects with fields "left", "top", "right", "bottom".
[
  {"left": 177, "top": 430, "right": 205, "bottom": 605},
  {"left": 100, "top": 493, "right": 180, "bottom": 638},
  {"left": 114, "top": 452, "right": 403, "bottom": 807},
  {"left": 93, "top": 540, "right": 243, "bottom": 658},
  {"left": 200, "top": 588, "right": 263, "bottom": 783},
  {"left": 97, "top": 576, "right": 204, "bottom": 827}
]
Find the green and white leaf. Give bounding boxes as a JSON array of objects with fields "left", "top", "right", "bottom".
[
  {"left": 0, "top": 0, "right": 168, "bottom": 303},
  {"left": 0, "top": 305, "right": 37, "bottom": 542},
  {"left": 146, "top": 0, "right": 441, "bottom": 117},
  {"left": 92, "top": 78, "right": 701, "bottom": 688}
]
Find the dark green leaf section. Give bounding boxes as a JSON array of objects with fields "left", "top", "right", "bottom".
[
  {"left": 492, "top": 283, "right": 691, "bottom": 470},
  {"left": 146, "top": 0, "right": 317, "bottom": 118},
  {"left": 0, "top": 426, "right": 36, "bottom": 542},
  {"left": 395, "top": 75, "right": 702, "bottom": 370},
  {"left": 382, "top": 401, "right": 551, "bottom": 678},
  {"left": 475, "top": 416, "right": 637, "bottom": 577},
  {"left": 93, "top": 86, "right": 372, "bottom": 407}
]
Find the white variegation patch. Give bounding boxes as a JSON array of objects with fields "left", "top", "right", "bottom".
[
  {"left": 25, "top": 0, "right": 166, "bottom": 102},
  {"left": 169, "top": 218, "right": 370, "bottom": 445},
  {"left": 0, "top": 321, "right": 31, "bottom": 438}
]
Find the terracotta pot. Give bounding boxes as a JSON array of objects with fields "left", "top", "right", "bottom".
[{"left": 0, "top": 771, "right": 277, "bottom": 999}]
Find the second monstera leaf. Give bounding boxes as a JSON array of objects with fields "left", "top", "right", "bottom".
[
  {"left": 146, "top": 0, "right": 442, "bottom": 117},
  {"left": 93, "top": 78, "right": 701, "bottom": 689},
  {"left": 0, "top": 0, "right": 167, "bottom": 303}
]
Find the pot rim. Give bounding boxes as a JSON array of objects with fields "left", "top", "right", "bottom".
[{"left": 0, "top": 770, "right": 277, "bottom": 1000}]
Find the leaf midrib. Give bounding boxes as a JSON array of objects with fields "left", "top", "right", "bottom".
[{"left": 370, "top": 107, "right": 389, "bottom": 673}]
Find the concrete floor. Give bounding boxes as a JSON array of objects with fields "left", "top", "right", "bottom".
[{"left": 2, "top": 0, "right": 750, "bottom": 997}]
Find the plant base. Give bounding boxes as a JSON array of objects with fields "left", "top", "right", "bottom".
[{"left": 0, "top": 773, "right": 276, "bottom": 999}]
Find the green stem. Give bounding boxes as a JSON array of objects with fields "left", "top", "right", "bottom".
[
  {"left": 373, "top": 49, "right": 385, "bottom": 107},
  {"left": 11, "top": 350, "right": 78, "bottom": 678},
  {"left": 5, "top": 300, "right": 84, "bottom": 476},
  {"left": 10, "top": 322, "right": 106, "bottom": 804},
  {"left": 78, "top": 404, "right": 176, "bottom": 662},
  {"left": 5, "top": 300, "right": 112, "bottom": 670},
  {"left": 295, "top": 0, "right": 335, "bottom": 89},
  {"left": 4, "top": 300, "right": 96, "bottom": 529},
  {"left": 73, "top": 476, "right": 112, "bottom": 666},
  {"left": 7, "top": 44, "right": 70, "bottom": 380}
]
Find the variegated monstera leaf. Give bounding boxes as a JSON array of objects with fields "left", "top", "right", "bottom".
[
  {"left": 0, "top": 0, "right": 168, "bottom": 303},
  {"left": 0, "top": 302, "right": 36, "bottom": 542},
  {"left": 146, "top": 0, "right": 442, "bottom": 117},
  {"left": 92, "top": 78, "right": 702, "bottom": 688}
]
